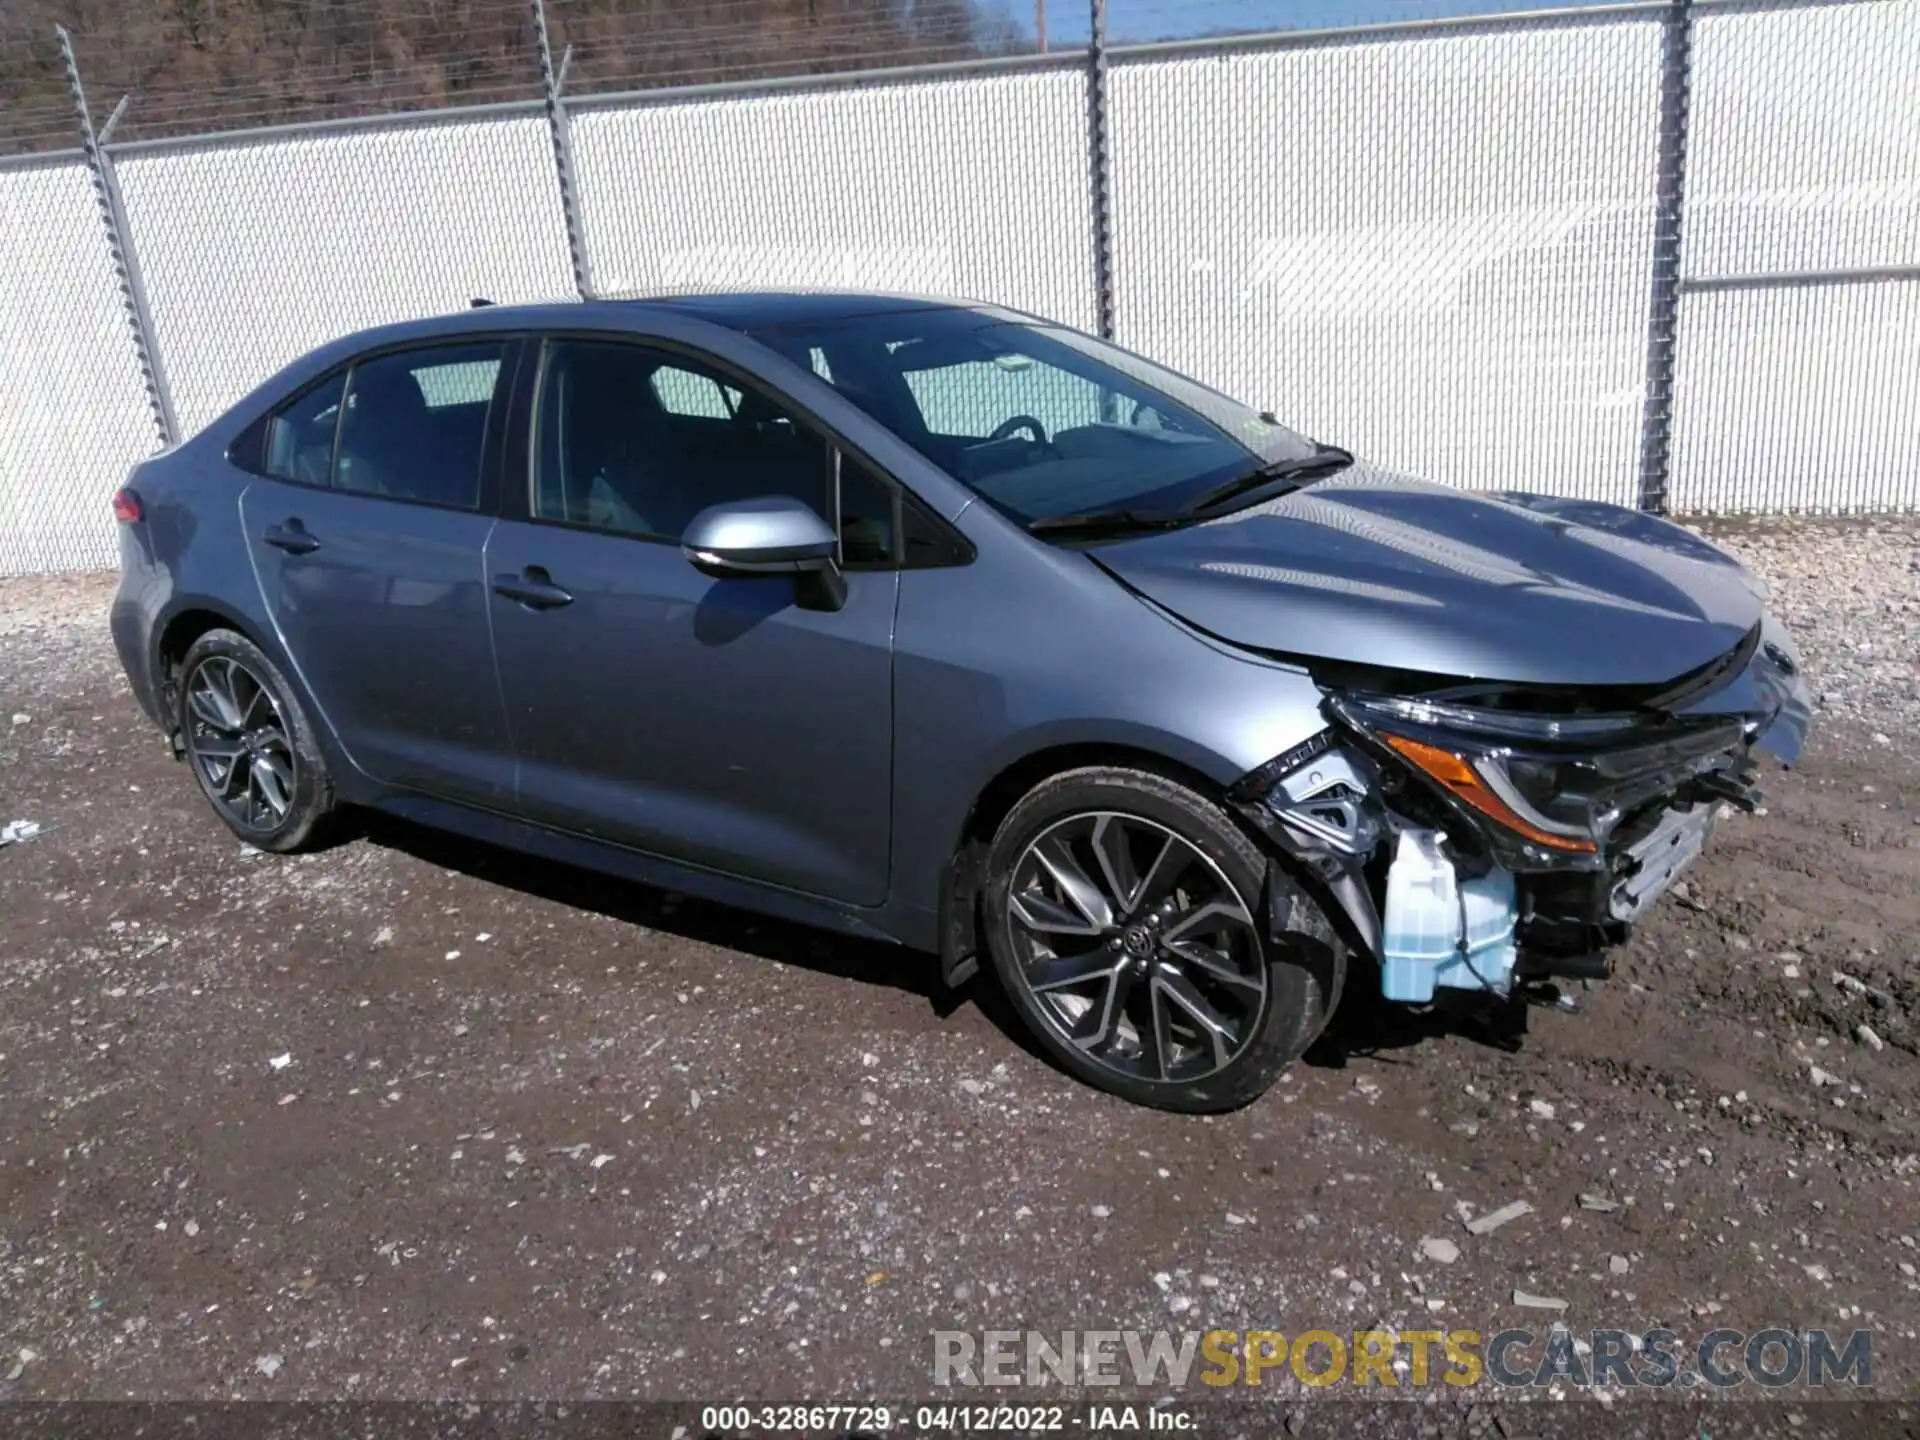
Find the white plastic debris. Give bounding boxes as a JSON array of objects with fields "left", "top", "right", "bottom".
[
  {"left": 1419, "top": 1236, "right": 1461, "bottom": 1265},
  {"left": 1464, "top": 1200, "right": 1534, "bottom": 1236},
  {"left": 0, "top": 819, "right": 43, "bottom": 848},
  {"left": 1513, "top": 1290, "right": 1568, "bottom": 1311},
  {"left": 268, "top": 1053, "right": 292, "bottom": 1071},
  {"left": 254, "top": 1354, "right": 284, "bottom": 1377}
]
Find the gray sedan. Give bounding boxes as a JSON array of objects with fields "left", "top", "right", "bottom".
[{"left": 109, "top": 292, "right": 1810, "bottom": 1111}]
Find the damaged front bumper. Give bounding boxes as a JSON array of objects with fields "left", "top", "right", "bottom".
[{"left": 1228, "top": 614, "right": 1812, "bottom": 1002}]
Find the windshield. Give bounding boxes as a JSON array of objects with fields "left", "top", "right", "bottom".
[{"left": 748, "top": 308, "right": 1321, "bottom": 526}]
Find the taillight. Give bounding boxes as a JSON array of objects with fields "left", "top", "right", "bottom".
[{"left": 112, "top": 487, "right": 143, "bottom": 523}]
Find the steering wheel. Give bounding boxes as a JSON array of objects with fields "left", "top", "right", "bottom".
[{"left": 990, "top": 414, "right": 1049, "bottom": 446}]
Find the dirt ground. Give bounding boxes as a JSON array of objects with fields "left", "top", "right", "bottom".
[{"left": 1, "top": 519, "right": 1916, "bottom": 1430}]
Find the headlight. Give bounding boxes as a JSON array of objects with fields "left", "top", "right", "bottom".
[
  {"left": 1374, "top": 733, "right": 1599, "bottom": 854},
  {"left": 1327, "top": 694, "right": 1608, "bottom": 856},
  {"left": 1334, "top": 693, "right": 1641, "bottom": 744}
]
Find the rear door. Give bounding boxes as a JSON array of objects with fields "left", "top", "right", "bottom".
[
  {"left": 239, "top": 339, "right": 519, "bottom": 807},
  {"left": 484, "top": 335, "right": 899, "bottom": 905}
]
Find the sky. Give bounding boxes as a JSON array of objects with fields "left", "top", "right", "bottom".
[{"left": 1018, "top": 0, "right": 1566, "bottom": 46}]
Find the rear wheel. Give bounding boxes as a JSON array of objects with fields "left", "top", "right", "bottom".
[
  {"left": 982, "top": 766, "right": 1343, "bottom": 1113},
  {"left": 175, "top": 629, "right": 334, "bottom": 852}
]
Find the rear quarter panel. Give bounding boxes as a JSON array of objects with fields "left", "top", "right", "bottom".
[{"left": 112, "top": 431, "right": 348, "bottom": 772}]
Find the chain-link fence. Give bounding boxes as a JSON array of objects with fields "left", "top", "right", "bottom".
[{"left": 1, "top": 0, "right": 1916, "bottom": 577}]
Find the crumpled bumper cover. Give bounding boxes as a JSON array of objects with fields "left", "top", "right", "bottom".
[
  {"left": 1231, "top": 606, "right": 1815, "bottom": 969},
  {"left": 1675, "top": 610, "right": 1811, "bottom": 768}
]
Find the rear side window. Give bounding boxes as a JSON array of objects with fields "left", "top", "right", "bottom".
[
  {"left": 334, "top": 343, "right": 506, "bottom": 509},
  {"left": 262, "top": 373, "right": 347, "bottom": 485}
]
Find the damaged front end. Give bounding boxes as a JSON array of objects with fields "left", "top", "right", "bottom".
[{"left": 1228, "top": 618, "right": 1811, "bottom": 1009}]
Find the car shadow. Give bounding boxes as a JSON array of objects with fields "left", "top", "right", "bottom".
[
  {"left": 1303, "top": 978, "right": 1532, "bottom": 1069},
  {"left": 334, "top": 812, "right": 1532, "bottom": 1089},
  {"left": 347, "top": 810, "right": 1056, "bottom": 1061}
]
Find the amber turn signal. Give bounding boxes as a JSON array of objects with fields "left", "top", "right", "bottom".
[{"left": 1382, "top": 733, "right": 1598, "bottom": 854}]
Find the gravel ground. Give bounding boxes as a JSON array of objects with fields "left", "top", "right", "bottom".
[{"left": 0, "top": 518, "right": 1916, "bottom": 1431}]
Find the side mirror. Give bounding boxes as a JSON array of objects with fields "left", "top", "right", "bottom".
[{"left": 681, "top": 495, "right": 846, "bottom": 610}]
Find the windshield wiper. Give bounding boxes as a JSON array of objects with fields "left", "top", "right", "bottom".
[
  {"left": 1026, "top": 507, "right": 1193, "bottom": 537},
  {"left": 1180, "top": 444, "right": 1355, "bottom": 516}
]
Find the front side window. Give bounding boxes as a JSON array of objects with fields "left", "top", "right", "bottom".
[
  {"left": 752, "top": 310, "right": 1321, "bottom": 527},
  {"left": 334, "top": 342, "right": 505, "bottom": 508},
  {"left": 535, "top": 340, "right": 894, "bottom": 557},
  {"left": 262, "top": 372, "right": 347, "bottom": 485}
]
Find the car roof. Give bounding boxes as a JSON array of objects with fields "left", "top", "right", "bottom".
[
  {"left": 622, "top": 289, "right": 978, "bottom": 329},
  {"left": 444, "top": 289, "right": 992, "bottom": 335}
]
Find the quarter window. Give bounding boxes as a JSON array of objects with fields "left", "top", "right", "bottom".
[
  {"left": 836, "top": 453, "right": 895, "bottom": 566},
  {"left": 333, "top": 343, "right": 505, "bottom": 508},
  {"left": 262, "top": 372, "right": 347, "bottom": 485}
]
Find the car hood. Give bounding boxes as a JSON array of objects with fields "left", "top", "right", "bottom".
[{"left": 1090, "top": 466, "right": 1768, "bottom": 689}]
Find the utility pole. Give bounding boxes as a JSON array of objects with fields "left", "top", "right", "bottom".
[{"left": 1035, "top": 0, "right": 1047, "bottom": 52}]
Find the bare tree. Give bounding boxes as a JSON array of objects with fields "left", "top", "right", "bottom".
[{"left": 0, "top": 0, "right": 1011, "bottom": 152}]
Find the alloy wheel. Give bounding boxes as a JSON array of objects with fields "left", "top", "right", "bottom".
[
  {"left": 1003, "top": 811, "right": 1267, "bottom": 1084},
  {"left": 183, "top": 655, "right": 296, "bottom": 833}
]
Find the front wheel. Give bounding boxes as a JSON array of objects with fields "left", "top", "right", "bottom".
[{"left": 982, "top": 766, "right": 1343, "bottom": 1113}]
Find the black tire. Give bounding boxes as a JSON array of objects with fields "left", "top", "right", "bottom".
[
  {"left": 174, "top": 628, "right": 335, "bottom": 853},
  {"left": 982, "top": 765, "right": 1344, "bottom": 1113}
]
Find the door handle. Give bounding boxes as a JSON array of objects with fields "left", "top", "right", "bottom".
[
  {"left": 493, "top": 568, "right": 573, "bottom": 610},
  {"left": 262, "top": 520, "right": 320, "bottom": 555}
]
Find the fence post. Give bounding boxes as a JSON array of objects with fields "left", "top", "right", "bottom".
[
  {"left": 58, "top": 27, "right": 177, "bottom": 449},
  {"left": 1636, "top": 0, "right": 1694, "bottom": 514},
  {"left": 530, "top": 0, "right": 594, "bottom": 299},
  {"left": 1086, "top": 0, "right": 1118, "bottom": 340}
]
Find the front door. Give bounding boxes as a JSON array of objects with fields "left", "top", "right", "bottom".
[
  {"left": 486, "top": 337, "right": 898, "bottom": 906},
  {"left": 240, "top": 340, "right": 517, "bottom": 807}
]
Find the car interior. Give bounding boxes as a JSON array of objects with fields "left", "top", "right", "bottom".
[
  {"left": 769, "top": 326, "right": 1250, "bottom": 525},
  {"left": 537, "top": 341, "right": 892, "bottom": 560},
  {"left": 334, "top": 351, "right": 500, "bottom": 508}
]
